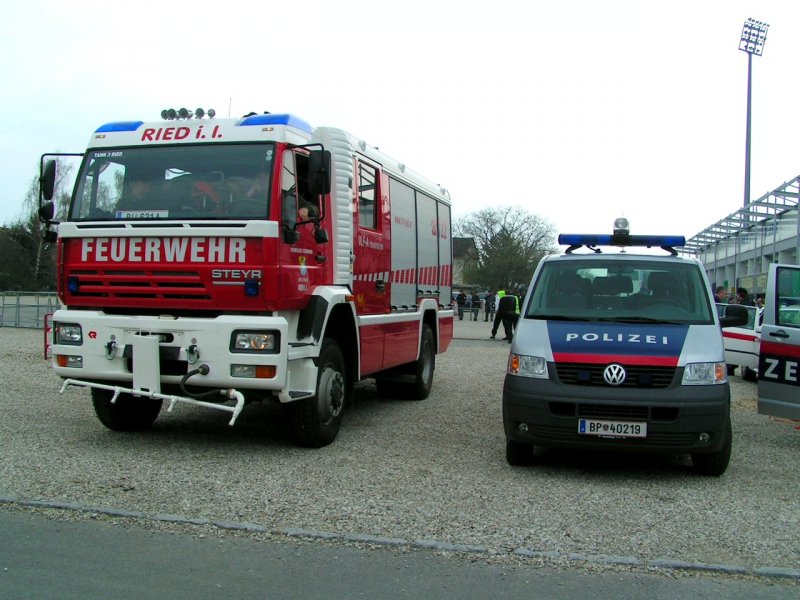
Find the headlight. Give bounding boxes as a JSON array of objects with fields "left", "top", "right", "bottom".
[
  {"left": 508, "top": 354, "right": 548, "bottom": 379},
  {"left": 230, "top": 330, "right": 278, "bottom": 353},
  {"left": 55, "top": 323, "right": 83, "bottom": 345},
  {"left": 682, "top": 362, "right": 726, "bottom": 385}
]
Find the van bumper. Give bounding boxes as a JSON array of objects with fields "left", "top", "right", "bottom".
[{"left": 502, "top": 374, "right": 730, "bottom": 454}]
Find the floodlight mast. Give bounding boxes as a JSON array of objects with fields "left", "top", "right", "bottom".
[{"left": 739, "top": 18, "right": 769, "bottom": 209}]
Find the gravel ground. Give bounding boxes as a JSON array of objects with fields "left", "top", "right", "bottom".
[{"left": 1, "top": 321, "right": 798, "bottom": 579}]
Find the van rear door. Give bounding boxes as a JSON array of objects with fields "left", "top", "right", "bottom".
[{"left": 757, "top": 264, "right": 800, "bottom": 418}]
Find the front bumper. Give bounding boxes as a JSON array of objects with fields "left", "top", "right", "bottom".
[{"left": 502, "top": 373, "right": 730, "bottom": 454}]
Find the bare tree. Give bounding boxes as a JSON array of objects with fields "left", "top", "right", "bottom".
[
  {"left": 453, "top": 206, "right": 557, "bottom": 292},
  {"left": 3, "top": 160, "right": 74, "bottom": 290}
]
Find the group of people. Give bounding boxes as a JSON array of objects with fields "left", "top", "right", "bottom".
[
  {"left": 454, "top": 288, "right": 522, "bottom": 343},
  {"left": 713, "top": 285, "right": 764, "bottom": 308}
]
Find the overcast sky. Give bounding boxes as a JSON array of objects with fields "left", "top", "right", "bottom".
[{"left": 1, "top": 0, "right": 797, "bottom": 243}]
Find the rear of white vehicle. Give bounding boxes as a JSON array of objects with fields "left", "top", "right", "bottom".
[{"left": 502, "top": 221, "right": 747, "bottom": 476}]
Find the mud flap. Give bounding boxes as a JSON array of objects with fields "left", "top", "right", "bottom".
[{"left": 132, "top": 334, "right": 161, "bottom": 395}]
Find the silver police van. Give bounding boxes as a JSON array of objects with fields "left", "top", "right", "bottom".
[{"left": 502, "top": 219, "right": 747, "bottom": 475}]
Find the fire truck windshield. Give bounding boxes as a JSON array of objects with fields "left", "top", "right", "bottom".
[{"left": 70, "top": 144, "right": 275, "bottom": 221}]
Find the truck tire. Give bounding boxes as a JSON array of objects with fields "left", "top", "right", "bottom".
[
  {"left": 409, "top": 324, "right": 435, "bottom": 400},
  {"left": 291, "top": 338, "right": 346, "bottom": 447},
  {"left": 91, "top": 388, "right": 162, "bottom": 432},
  {"left": 691, "top": 414, "right": 732, "bottom": 476},
  {"left": 506, "top": 439, "right": 535, "bottom": 466}
]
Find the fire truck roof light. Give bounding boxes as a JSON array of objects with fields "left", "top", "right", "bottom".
[
  {"left": 238, "top": 113, "right": 313, "bottom": 134},
  {"left": 95, "top": 121, "right": 144, "bottom": 133}
]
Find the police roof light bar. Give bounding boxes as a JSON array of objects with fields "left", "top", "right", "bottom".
[{"left": 558, "top": 234, "right": 686, "bottom": 255}]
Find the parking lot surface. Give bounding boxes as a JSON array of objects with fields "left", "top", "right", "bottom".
[{"left": 0, "top": 322, "right": 798, "bottom": 581}]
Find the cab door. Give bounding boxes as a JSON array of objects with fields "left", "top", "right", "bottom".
[{"left": 757, "top": 264, "right": 800, "bottom": 418}]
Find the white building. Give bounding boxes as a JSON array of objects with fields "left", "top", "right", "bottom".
[{"left": 684, "top": 175, "right": 799, "bottom": 297}]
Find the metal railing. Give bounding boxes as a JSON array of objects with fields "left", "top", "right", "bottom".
[{"left": 0, "top": 292, "right": 61, "bottom": 329}]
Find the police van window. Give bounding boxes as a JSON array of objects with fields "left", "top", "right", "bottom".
[
  {"left": 526, "top": 259, "right": 715, "bottom": 324},
  {"left": 357, "top": 162, "right": 378, "bottom": 229}
]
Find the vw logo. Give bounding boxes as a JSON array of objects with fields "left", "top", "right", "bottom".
[{"left": 603, "top": 363, "right": 627, "bottom": 386}]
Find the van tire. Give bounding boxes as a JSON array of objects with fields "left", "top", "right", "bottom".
[
  {"left": 742, "top": 367, "right": 757, "bottom": 382},
  {"left": 506, "top": 439, "right": 535, "bottom": 466},
  {"left": 91, "top": 388, "right": 162, "bottom": 432},
  {"left": 691, "top": 414, "right": 732, "bottom": 476}
]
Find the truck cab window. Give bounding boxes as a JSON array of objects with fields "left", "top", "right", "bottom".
[{"left": 358, "top": 162, "right": 378, "bottom": 229}]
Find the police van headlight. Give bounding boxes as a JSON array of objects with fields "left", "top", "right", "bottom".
[
  {"left": 682, "top": 362, "right": 726, "bottom": 385},
  {"left": 508, "top": 354, "right": 548, "bottom": 379}
]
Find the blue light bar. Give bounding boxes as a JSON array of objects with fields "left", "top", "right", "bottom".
[
  {"left": 558, "top": 234, "right": 612, "bottom": 246},
  {"left": 95, "top": 121, "right": 144, "bottom": 133},
  {"left": 238, "top": 113, "right": 313, "bottom": 134},
  {"left": 558, "top": 234, "right": 686, "bottom": 248}
]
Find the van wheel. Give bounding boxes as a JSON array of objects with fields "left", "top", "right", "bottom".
[
  {"left": 291, "top": 338, "right": 346, "bottom": 448},
  {"left": 91, "top": 388, "right": 162, "bottom": 431},
  {"left": 691, "top": 414, "right": 732, "bottom": 476},
  {"left": 742, "top": 367, "right": 757, "bottom": 382},
  {"left": 409, "top": 324, "right": 435, "bottom": 400},
  {"left": 506, "top": 439, "right": 535, "bottom": 466}
]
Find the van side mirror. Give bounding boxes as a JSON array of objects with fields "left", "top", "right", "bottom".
[{"left": 307, "top": 150, "right": 331, "bottom": 196}]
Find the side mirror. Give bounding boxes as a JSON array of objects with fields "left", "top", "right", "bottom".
[
  {"left": 314, "top": 228, "right": 329, "bottom": 244},
  {"left": 307, "top": 150, "right": 331, "bottom": 196},
  {"left": 719, "top": 303, "right": 748, "bottom": 328},
  {"left": 40, "top": 160, "right": 56, "bottom": 201},
  {"left": 38, "top": 201, "right": 55, "bottom": 221}
]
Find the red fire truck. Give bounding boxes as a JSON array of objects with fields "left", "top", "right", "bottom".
[{"left": 39, "top": 108, "right": 454, "bottom": 447}]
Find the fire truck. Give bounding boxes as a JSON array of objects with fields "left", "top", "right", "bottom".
[{"left": 39, "top": 108, "right": 454, "bottom": 447}]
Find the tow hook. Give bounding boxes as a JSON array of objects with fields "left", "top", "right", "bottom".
[
  {"left": 186, "top": 343, "right": 200, "bottom": 364},
  {"left": 105, "top": 340, "right": 117, "bottom": 360}
]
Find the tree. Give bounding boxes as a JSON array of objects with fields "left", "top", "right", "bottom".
[
  {"left": 1, "top": 159, "right": 74, "bottom": 291},
  {"left": 453, "top": 206, "right": 557, "bottom": 292}
]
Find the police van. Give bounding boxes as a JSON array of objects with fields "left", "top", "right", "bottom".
[{"left": 502, "top": 219, "right": 748, "bottom": 476}]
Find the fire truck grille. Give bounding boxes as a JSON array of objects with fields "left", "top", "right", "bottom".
[
  {"left": 70, "top": 269, "right": 211, "bottom": 300},
  {"left": 555, "top": 363, "right": 676, "bottom": 388}
]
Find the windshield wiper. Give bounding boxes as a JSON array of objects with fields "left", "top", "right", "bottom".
[
  {"left": 598, "top": 316, "right": 685, "bottom": 324},
  {"left": 527, "top": 315, "right": 591, "bottom": 321}
]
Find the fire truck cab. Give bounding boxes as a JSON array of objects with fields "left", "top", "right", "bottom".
[{"left": 40, "top": 109, "right": 453, "bottom": 447}]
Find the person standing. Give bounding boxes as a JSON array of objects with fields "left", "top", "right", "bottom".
[
  {"left": 484, "top": 290, "right": 494, "bottom": 322},
  {"left": 471, "top": 291, "right": 481, "bottom": 321},
  {"left": 497, "top": 291, "right": 520, "bottom": 342},
  {"left": 455, "top": 290, "right": 467, "bottom": 321},
  {"left": 490, "top": 289, "right": 506, "bottom": 339}
]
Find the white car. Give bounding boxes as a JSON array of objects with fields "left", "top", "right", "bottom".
[{"left": 717, "top": 303, "right": 762, "bottom": 381}]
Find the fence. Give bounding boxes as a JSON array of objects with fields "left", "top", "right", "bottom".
[{"left": 0, "top": 292, "right": 61, "bottom": 329}]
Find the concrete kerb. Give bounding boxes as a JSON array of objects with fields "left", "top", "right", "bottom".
[{"left": 2, "top": 495, "right": 798, "bottom": 581}]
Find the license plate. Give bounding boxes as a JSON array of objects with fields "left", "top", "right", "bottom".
[{"left": 578, "top": 419, "right": 647, "bottom": 438}]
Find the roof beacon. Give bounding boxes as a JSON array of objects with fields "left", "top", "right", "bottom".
[
  {"left": 160, "top": 107, "right": 216, "bottom": 120},
  {"left": 558, "top": 218, "right": 686, "bottom": 255}
]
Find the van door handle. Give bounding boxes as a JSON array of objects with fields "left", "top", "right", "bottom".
[{"left": 769, "top": 330, "right": 790, "bottom": 339}]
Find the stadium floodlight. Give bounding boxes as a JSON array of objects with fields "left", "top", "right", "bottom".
[{"left": 739, "top": 18, "right": 769, "bottom": 208}]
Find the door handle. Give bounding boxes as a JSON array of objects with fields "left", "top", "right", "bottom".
[{"left": 769, "top": 330, "right": 790, "bottom": 339}]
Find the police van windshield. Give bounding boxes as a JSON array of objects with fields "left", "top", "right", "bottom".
[
  {"left": 526, "top": 259, "right": 715, "bottom": 325},
  {"left": 70, "top": 144, "right": 275, "bottom": 221}
]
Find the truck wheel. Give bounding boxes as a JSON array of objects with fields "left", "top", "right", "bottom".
[
  {"left": 409, "top": 324, "right": 435, "bottom": 400},
  {"left": 291, "top": 338, "right": 346, "bottom": 447},
  {"left": 91, "top": 388, "right": 162, "bottom": 432},
  {"left": 691, "top": 414, "right": 732, "bottom": 476},
  {"left": 506, "top": 439, "right": 535, "bottom": 466}
]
